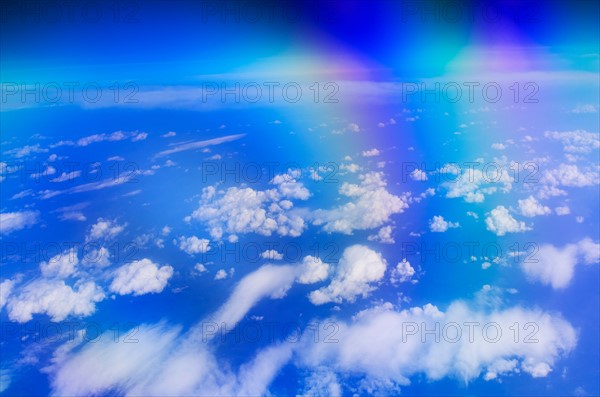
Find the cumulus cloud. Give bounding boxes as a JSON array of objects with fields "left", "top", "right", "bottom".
[
  {"left": 541, "top": 164, "right": 599, "bottom": 187},
  {"left": 555, "top": 206, "right": 571, "bottom": 216},
  {"left": 260, "top": 250, "right": 283, "bottom": 260},
  {"left": 0, "top": 210, "right": 39, "bottom": 235},
  {"left": 195, "top": 263, "right": 207, "bottom": 273},
  {"left": 86, "top": 218, "right": 126, "bottom": 242},
  {"left": 429, "top": 216, "right": 459, "bottom": 232},
  {"left": 191, "top": 184, "right": 307, "bottom": 240},
  {"left": 214, "top": 269, "right": 229, "bottom": 280},
  {"left": 518, "top": 196, "right": 551, "bottom": 217},
  {"left": 362, "top": 148, "right": 380, "bottom": 157},
  {"left": 312, "top": 172, "right": 408, "bottom": 234},
  {"left": 45, "top": 255, "right": 330, "bottom": 396},
  {"left": 309, "top": 245, "right": 386, "bottom": 305},
  {"left": 521, "top": 238, "right": 599, "bottom": 289},
  {"left": 5, "top": 279, "right": 104, "bottom": 322},
  {"left": 40, "top": 248, "right": 79, "bottom": 278},
  {"left": 390, "top": 259, "right": 415, "bottom": 284},
  {"left": 296, "top": 300, "right": 576, "bottom": 387},
  {"left": 300, "top": 369, "right": 342, "bottom": 396},
  {"left": 81, "top": 247, "right": 111, "bottom": 268},
  {"left": 333, "top": 123, "right": 361, "bottom": 134},
  {"left": 545, "top": 130, "right": 599, "bottom": 153},
  {"left": 177, "top": 236, "right": 210, "bottom": 255},
  {"left": 43, "top": 268, "right": 579, "bottom": 396},
  {"left": 485, "top": 206, "right": 530, "bottom": 236},
  {"left": 270, "top": 172, "right": 310, "bottom": 200},
  {"left": 368, "top": 225, "right": 395, "bottom": 244},
  {"left": 109, "top": 259, "right": 174, "bottom": 296},
  {"left": 443, "top": 165, "right": 513, "bottom": 203},
  {"left": 410, "top": 169, "right": 428, "bottom": 181},
  {"left": 296, "top": 256, "right": 330, "bottom": 284}
]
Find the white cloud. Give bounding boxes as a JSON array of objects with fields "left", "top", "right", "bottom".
[
  {"left": 214, "top": 269, "right": 228, "bottom": 280},
  {"left": 491, "top": 143, "right": 506, "bottom": 150},
  {"left": 109, "top": 259, "right": 174, "bottom": 296},
  {"left": 191, "top": 185, "right": 307, "bottom": 239},
  {"left": 40, "top": 248, "right": 79, "bottom": 278},
  {"left": 43, "top": 262, "right": 579, "bottom": 396},
  {"left": 467, "top": 211, "right": 479, "bottom": 219},
  {"left": 155, "top": 134, "right": 245, "bottom": 158},
  {"left": 340, "top": 163, "right": 361, "bottom": 173},
  {"left": 518, "top": 196, "right": 551, "bottom": 217},
  {"left": 296, "top": 300, "right": 577, "bottom": 385},
  {"left": 211, "top": 265, "right": 297, "bottom": 329},
  {"left": 0, "top": 210, "right": 39, "bottom": 235},
  {"left": 30, "top": 165, "right": 56, "bottom": 179},
  {"left": 177, "top": 236, "right": 210, "bottom": 255},
  {"left": 555, "top": 206, "right": 571, "bottom": 216},
  {"left": 195, "top": 263, "right": 207, "bottom": 273},
  {"left": 260, "top": 250, "right": 283, "bottom": 260},
  {"left": 59, "top": 211, "right": 87, "bottom": 221},
  {"left": 541, "top": 164, "right": 599, "bottom": 187},
  {"left": 312, "top": 172, "right": 408, "bottom": 234},
  {"left": 161, "top": 131, "right": 177, "bottom": 138},
  {"left": 485, "top": 206, "right": 530, "bottom": 236},
  {"left": 297, "top": 256, "right": 330, "bottom": 284},
  {"left": 6, "top": 279, "right": 104, "bottom": 322},
  {"left": 131, "top": 132, "right": 148, "bottom": 142},
  {"left": 270, "top": 172, "right": 310, "bottom": 200},
  {"left": 57, "top": 130, "right": 147, "bottom": 147},
  {"left": 86, "top": 218, "right": 126, "bottom": 242},
  {"left": 42, "top": 252, "right": 335, "bottom": 396},
  {"left": 300, "top": 369, "right": 342, "bottom": 396},
  {"left": 545, "top": 130, "right": 599, "bottom": 153},
  {"left": 3, "top": 144, "right": 48, "bottom": 158},
  {"left": 521, "top": 238, "right": 599, "bottom": 289},
  {"left": 410, "top": 169, "right": 428, "bottom": 181},
  {"left": 429, "top": 216, "right": 459, "bottom": 232},
  {"left": 390, "top": 259, "right": 415, "bottom": 284},
  {"left": 569, "top": 105, "right": 597, "bottom": 114},
  {"left": 81, "top": 247, "right": 111, "bottom": 268},
  {"left": 443, "top": 165, "right": 513, "bottom": 203},
  {"left": 47, "top": 320, "right": 292, "bottom": 397},
  {"left": 362, "top": 148, "right": 380, "bottom": 157},
  {"left": 0, "top": 279, "right": 14, "bottom": 310},
  {"left": 309, "top": 245, "right": 386, "bottom": 305},
  {"left": 0, "top": 369, "right": 9, "bottom": 393},
  {"left": 51, "top": 170, "right": 82, "bottom": 183},
  {"left": 212, "top": 257, "right": 331, "bottom": 332},
  {"left": 11, "top": 189, "right": 34, "bottom": 200},
  {"left": 333, "top": 123, "right": 361, "bottom": 134},
  {"left": 368, "top": 225, "right": 395, "bottom": 244}
]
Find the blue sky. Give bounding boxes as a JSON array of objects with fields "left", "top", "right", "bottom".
[{"left": 1, "top": 1, "right": 599, "bottom": 396}]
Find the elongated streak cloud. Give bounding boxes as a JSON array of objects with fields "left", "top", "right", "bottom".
[{"left": 155, "top": 134, "right": 245, "bottom": 158}]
